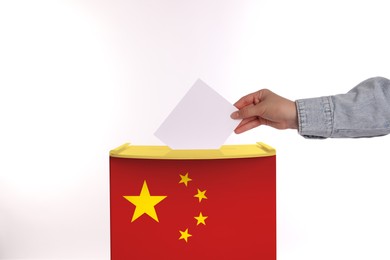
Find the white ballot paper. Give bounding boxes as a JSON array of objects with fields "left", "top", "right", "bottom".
[{"left": 154, "top": 79, "right": 240, "bottom": 149}]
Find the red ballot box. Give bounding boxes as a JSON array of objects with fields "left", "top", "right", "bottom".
[{"left": 110, "top": 142, "right": 276, "bottom": 259}]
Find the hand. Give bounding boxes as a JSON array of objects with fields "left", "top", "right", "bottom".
[{"left": 230, "top": 89, "right": 298, "bottom": 134}]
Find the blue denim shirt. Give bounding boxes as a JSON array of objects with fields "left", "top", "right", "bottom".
[{"left": 296, "top": 77, "right": 390, "bottom": 138}]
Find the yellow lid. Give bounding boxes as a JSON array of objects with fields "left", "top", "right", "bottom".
[{"left": 110, "top": 142, "right": 275, "bottom": 160}]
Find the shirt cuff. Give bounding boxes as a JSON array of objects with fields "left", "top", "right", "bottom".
[{"left": 295, "top": 96, "right": 333, "bottom": 139}]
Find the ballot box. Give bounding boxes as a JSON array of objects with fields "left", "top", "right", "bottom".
[{"left": 109, "top": 142, "right": 276, "bottom": 259}]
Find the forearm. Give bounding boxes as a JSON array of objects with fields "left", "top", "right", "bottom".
[{"left": 296, "top": 77, "right": 390, "bottom": 138}]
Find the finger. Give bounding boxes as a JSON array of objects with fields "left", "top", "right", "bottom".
[
  {"left": 233, "top": 91, "right": 259, "bottom": 109},
  {"left": 234, "top": 118, "right": 262, "bottom": 134},
  {"left": 231, "top": 104, "right": 254, "bottom": 119},
  {"left": 231, "top": 102, "right": 266, "bottom": 120},
  {"left": 235, "top": 116, "right": 258, "bottom": 129}
]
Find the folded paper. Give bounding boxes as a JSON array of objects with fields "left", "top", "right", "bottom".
[{"left": 154, "top": 79, "right": 239, "bottom": 149}]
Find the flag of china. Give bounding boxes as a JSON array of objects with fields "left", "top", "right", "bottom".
[{"left": 110, "top": 143, "right": 276, "bottom": 259}]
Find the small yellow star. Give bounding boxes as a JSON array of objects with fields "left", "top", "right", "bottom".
[
  {"left": 194, "top": 189, "right": 207, "bottom": 203},
  {"left": 194, "top": 212, "right": 208, "bottom": 225},
  {"left": 179, "top": 228, "right": 192, "bottom": 243},
  {"left": 123, "top": 180, "right": 167, "bottom": 222},
  {"left": 179, "top": 172, "right": 192, "bottom": 187}
]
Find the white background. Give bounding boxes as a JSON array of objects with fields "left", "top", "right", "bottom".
[{"left": 0, "top": 0, "right": 389, "bottom": 259}]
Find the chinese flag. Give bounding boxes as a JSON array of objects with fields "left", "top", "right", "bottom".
[{"left": 110, "top": 154, "right": 276, "bottom": 259}]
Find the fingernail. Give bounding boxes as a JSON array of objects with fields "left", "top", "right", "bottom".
[{"left": 230, "top": 111, "right": 239, "bottom": 119}]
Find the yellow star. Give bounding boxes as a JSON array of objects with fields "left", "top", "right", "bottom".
[
  {"left": 179, "top": 228, "right": 192, "bottom": 242},
  {"left": 194, "top": 212, "right": 208, "bottom": 225},
  {"left": 123, "top": 180, "right": 167, "bottom": 222},
  {"left": 179, "top": 172, "right": 192, "bottom": 187},
  {"left": 194, "top": 188, "right": 207, "bottom": 203}
]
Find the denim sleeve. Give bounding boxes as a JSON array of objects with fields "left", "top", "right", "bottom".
[{"left": 296, "top": 77, "right": 390, "bottom": 138}]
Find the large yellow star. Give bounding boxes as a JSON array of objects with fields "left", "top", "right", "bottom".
[
  {"left": 194, "top": 188, "right": 207, "bottom": 203},
  {"left": 179, "top": 172, "right": 192, "bottom": 187},
  {"left": 179, "top": 228, "right": 192, "bottom": 242},
  {"left": 123, "top": 180, "right": 167, "bottom": 222},
  {"left": 194, "top": 212, "right": 208, "bottom": 225}
]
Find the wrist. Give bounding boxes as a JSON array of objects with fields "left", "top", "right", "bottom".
[{"left": 287, "top": 101, "right": 298, "bottom": 129}]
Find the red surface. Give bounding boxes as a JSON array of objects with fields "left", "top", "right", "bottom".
[{"left": 110, "top": 156, "right": 276, "bottom": 259}]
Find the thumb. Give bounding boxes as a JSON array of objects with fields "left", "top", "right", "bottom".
[{"left": 231, "top": 104, "right": 264, "bottom": 119}]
